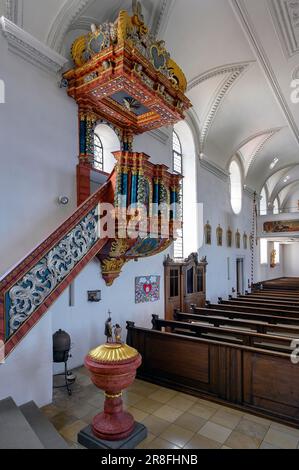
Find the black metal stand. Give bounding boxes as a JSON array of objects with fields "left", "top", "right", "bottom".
[{"left": 53, "top": 360, "right": 75, "bottom": 396}]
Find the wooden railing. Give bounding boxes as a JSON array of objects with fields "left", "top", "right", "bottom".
[
  {"left": 0, "top": 170, "right": 116, "bottom": 358},
  {"left": 0, "top": 151, "right": 181, "bottom": 358}
]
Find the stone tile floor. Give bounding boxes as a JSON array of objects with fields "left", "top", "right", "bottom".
[{"left": 42, "top": 367, "right": 299, "bottom": 449}]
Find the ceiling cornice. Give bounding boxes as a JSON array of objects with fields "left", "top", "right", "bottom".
[
  {"left": 243, "top": 185, "right": 257, "bottom": 199},
  {"left": 0, "top": 16, "right": 68, "bottom": 74},
  {"left": 199, "top": 158, "right": 229, "bottom": 183},
  {"left": 230, "top": 0, "right": 299, "bottom": 146}
]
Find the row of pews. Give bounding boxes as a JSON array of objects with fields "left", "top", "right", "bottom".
[{"left": 127, "top": 277, "right": 299, "bottom": 428}]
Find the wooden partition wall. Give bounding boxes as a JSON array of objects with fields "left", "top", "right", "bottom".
[
  {"left": 164, "top": 253, "right": 207, "bottom": 320},
  {"left": 127, "top": 324, "right": 299, "bottom": 428}
]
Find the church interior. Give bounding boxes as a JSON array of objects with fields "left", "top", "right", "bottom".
[{"left": 1, "top": 0, "right": 299, "bottom": 450}]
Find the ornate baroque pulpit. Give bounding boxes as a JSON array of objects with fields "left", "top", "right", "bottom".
[{"left": 62, "top": 0, "right": 192, "bottom": 449}]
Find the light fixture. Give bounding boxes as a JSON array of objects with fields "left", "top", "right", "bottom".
[
  {"left": 269, "top": 157, "right": 279, "bottom": 170},
  {"left": 58, "top": 196, "right": 69, "bottom": 205}
]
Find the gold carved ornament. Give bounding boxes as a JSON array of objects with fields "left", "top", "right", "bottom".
[
  {"left": 101, "top": 258, "right": 126, "bottom": 274},
  {"left": 69, "top": 6, "right": 187, "bottom": 94},
  {"left": 88, "top": 343, "right": 138, "bottom": 363}
]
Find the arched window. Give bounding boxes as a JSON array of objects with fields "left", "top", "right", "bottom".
[
  {"left": 273, "top": 198, "right": 279, "bottom": 215},
  {"left": 229, "top": 160, "right": 242, "bottom": 215},
  {"left": 173, "top": 130, "right": 183, "bottom": 258},
  {"left": 260, "top": 187, "right": 267, "bottom": 215},
  {"left": 94, "top": 133, "right": 104, "bottom": 171},
  {"left": 93, "top": 123, "right": 120, "bottom": 173},
  {"left": 173, "top": 131, "right": 183, "bottom": 174}
]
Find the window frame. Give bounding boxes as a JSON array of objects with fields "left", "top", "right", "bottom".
[
  {"left": 229, "top": 160, "right": 243, "bottom": 215},
  {"left": 274, "top": 242, "right": 280, "bottom": 264},
  {"left": 173, "top": 130, "right": 184, "bottom": 259},
  {"left": 260, "top": 187, "right": 267, "bottom": 216},
  {"left": 93, "top": 132, "right": 104, "bottom": 171},
  {"left": 260, "top": 239, "right": 268, "bottom": 265}
]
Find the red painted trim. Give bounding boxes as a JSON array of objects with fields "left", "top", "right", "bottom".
[{"left": 4, "top": 237, "right": 108, "bottom": 358}]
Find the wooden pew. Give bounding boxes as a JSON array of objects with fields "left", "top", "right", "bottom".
[
  {"left": 194, "top": 306, "right": 299, "bottom": 326},
  {"left": 150, "top": 315, "right": 294, "bottom": 353},
  {"left": 221, "top": 299, "right": 299, "bottom": 313},
  {"left": 253, "top": 279, "right": 299, "bottom": 292},
  {"left": 174, "top": 310, "right": 299, "bottom": 338},
  {"left": 240, "top": 295, "right": 299, "bottom": 305},
  {"left": 127, "top": 320, "right": 299, "bottom": 428},
  {"left": 216, "top": 300, "right": 299, "bottom": 317}
]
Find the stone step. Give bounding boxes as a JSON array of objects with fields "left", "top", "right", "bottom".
[
  {"left": 0, "top": 397, "right": 44, "bottom": 449},
  {"left": 20, "top": 401, "right": 69, "bottom": 449}
]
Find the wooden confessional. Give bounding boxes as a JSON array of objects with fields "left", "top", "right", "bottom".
[{"left": 164, "top": 253, "right": 207, "bottom": 320}]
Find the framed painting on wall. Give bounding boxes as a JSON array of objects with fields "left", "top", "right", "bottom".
[
  {"left": 235, "top": 229, "right": 241, "bottom": 249},
  {"left": 243, "top": 232, "right": 248, "bottom": 250},
  {"left": 135, "top": 276, "right": 160, "bottom": 304},
  {"left": 227, "top": 227, "right": 232, "bottom": 247},
  {"left": 216, "top": 225, "right": 223, "bottom": 246},
  {"left": 204, "top": 221, "right": 212, "bottom": 245}
]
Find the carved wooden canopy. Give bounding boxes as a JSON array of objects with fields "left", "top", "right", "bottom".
[{"left": 63, "top": 2, "right": 191, "bottom": 134}]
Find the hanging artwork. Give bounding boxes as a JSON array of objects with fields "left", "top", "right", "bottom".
[
  {"left": 204, "top": 221, "right": 212, "bottom": 245},
  {"left": 235, "top": 229, "right": 241, "bottom": 249},
  {"left": 135, "top": 276, "right": 160, "bottom": 304},
  {"left": 227, "top": 227, "right": 232, "bottom": 248},
  {"left": 243, "top": 232, "right": 248, "bottom": 250},
  {"left": 216, "top": 225, "right": 223, "bottom": 246}
]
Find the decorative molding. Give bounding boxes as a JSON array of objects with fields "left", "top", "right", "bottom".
[
  {"left": 187, "top": 61, "right": 254, "bottom": 91},
  {"left": 292, "top": 64, "right": 299, "bottom": 79},
  {"left": 0, "top": 16, "right": 68, "bottom": 74},
  {"left": 68, "top": 15, "right": 99, "bottom": 33},
  {"left": 199, "top": 158, "right": 229, "bottom": 183},
  {"left": 152, "top": 0, "right": 176, "bottom": 38},
  {"left": 245, "top": 128, "right": 282, "bottom": 174},
  {"left": 268, "top": 0, "right": 299, "bottom": 58},
  {"left": 198, "top": 63, "right": 250, "bottom": 151},
  {"left": 4, "top": 0, "right": 17, "bottom": 23},
  {"left": 149, "top": 127, "right": 171, "bottom": 145},
  {"left": 231, "top": 0, "right": 299, "bottom": 145},
  {"left": 46, "top": 0, "right": 92, "bottom": 52}
]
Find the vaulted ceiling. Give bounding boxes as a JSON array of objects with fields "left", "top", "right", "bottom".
[{"left": 2, "top": 0, "right": 299, "bottom": 204}]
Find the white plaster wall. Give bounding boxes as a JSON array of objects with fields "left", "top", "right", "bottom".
[
  {"left": 255, "top": 240, "right": 284, "bottom": 282},
  {"left": 283, "top": 244, "right": 299, "bottom": 277},
  {"left": 282, "top": 188, "right": 299, "bottom": 212},
  {"left": 0, "top": 31, "right": 173, "bottom": 404},
  {"left": 51, "top": 253, "right": 168, "bottom": 376},
  {"left": 197, "top": 167, "right": 253, "bottom": 302},
  {"left": 0, "top": 313, "right": 53, "bottom": 407},
  {"left": 0, "top": 28, "right": 256, "bottom": 407},
  {"left": 0, "top": 35, "right": 78, "bottom": 276},
  {"left": 134, "top": 130, "right": 172, "bottom": 168}
]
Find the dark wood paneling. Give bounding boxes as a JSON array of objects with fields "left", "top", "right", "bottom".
[
  {"left": 127, "top": 325, "right": 299, "bottom": 428},
  {"left": 144, "top": 333, "right": 209, "bottom": 384}
]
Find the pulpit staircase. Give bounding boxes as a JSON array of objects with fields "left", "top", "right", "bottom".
[
  {"left": 0, "top": 397, "right": 68, "bottom": 449},
  {"left": 0, "top": 152, "right": 180, "bottom": 359}
]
